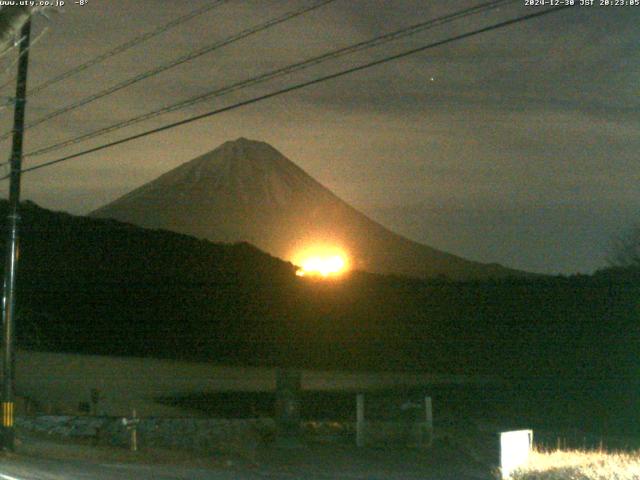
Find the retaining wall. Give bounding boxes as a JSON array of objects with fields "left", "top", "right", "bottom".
[{"left": 17, "top": 415, "right": 428, "bottom": 452}]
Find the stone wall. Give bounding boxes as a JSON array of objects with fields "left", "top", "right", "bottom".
[
  {"left": 17, "top": 416, "right": 275, "bottom": 453},
  {"left": 17, "top": 415, "right": 430, "bottom": 452}
]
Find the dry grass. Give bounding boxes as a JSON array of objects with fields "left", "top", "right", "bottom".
[{"left": 511, "top": 448, "right": 640, "bottom": 480}]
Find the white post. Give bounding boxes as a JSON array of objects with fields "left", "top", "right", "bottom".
[
  {"left": 131, "top": 409, "right": 138, "bottom": 452},
  {"left": 425, "top": 396, "right": 433, "bottom": 446},
  {"left": 356, "top": 393, "right": 365, "bottom": 447}
]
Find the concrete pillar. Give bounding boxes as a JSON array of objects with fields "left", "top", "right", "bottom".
[
  {"left": 275, "top": 368, "right": 301, "bottom": 447},
  {"left": 425, "top": 396, "right": 433, "bottom": 446}
]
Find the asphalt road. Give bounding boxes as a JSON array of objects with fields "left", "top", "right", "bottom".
[
  {"left": 0, "top": 453, "right": 494, "bottom": 480},
  {"left": 0, "top": 435, "right": 493, "bottom": 479},
  {"left": 2, "top": 457, "right": 264, "bottom": 480}
]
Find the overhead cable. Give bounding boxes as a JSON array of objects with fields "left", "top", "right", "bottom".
[
  {"left": 0, "top": 0, "right": 337, "bottom": 142},
  {"left": 6, "top": 5, "right": 571, "bottom": 179},
  {"left": 25, "top": 0, "right": 231, "bottom": 97},
  {"left": 24, "top": 0, "right": 517, "bottom": 160}
]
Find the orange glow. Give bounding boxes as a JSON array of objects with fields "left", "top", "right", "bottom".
[{"left": 293, "top": 246, "right": 349, "bottom": 278}]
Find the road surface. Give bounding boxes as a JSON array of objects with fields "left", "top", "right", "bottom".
[
  {"left": 1, "top": 456, "right": 276, "bottom": 480},
  {"left": 0, "top": 451, "right": 491, "bottom": 480},
  {"left": 0, "top": 431, "right": 493, "bottom": 480}
]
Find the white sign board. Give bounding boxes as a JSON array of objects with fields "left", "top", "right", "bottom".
[{"left": 500, "top": 429, "right": 533, "bottom": 479}]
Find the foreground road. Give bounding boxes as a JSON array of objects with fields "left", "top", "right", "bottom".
[
  {"left": 0, "top": 453, "right": 491, "bottom": 480},
  {"left": 1, "top": 456, "right": 246, "bottom": 480},
  {"left": 1, "top": 433, "right": 493, "bottom": 480}
]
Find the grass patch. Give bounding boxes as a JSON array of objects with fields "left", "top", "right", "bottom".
[{"left": 511, "top": 448, "right": 640, "bottom": 479}]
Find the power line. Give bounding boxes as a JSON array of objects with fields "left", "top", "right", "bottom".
[
  {"left": 18, "top": 0, "right": 231, "bottom": 98},
  {"left": 23, "top": 0, "right": 515, "bottom": 160},
  {"left": 4, "top": 5, "right": 571, "bottom": 179},
  {"left": 0, "top": 0, "right": 337, "bottom": 143}
]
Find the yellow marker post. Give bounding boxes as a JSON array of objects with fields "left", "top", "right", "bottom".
[{"left": 2, "top": 402, "right": 14, "bottom": 428}]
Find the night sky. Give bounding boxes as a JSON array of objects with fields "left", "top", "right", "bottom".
[{"left": 0, "top": 0, "right": 637, "bottom": 275}]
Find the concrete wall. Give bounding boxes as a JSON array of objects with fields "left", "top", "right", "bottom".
[
  {"left": 6, "top": 350, "right": 494, "bottom": 417},
  {"left": 13, "top": 350, "right": 275, "bottom": 417}
]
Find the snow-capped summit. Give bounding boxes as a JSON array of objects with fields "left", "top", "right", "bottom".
[
  {"left": 92, "top": 138, "right": 521, "bottom": 280},
  {"left": 108, "top": 137, "right": 321, "bottom": 208}
]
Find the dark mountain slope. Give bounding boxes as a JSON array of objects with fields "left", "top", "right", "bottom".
[
  {"left": 92, "top": 138, "right": 524, "bottom": 280},
  {"left": 0, "top": 201, "right": 636, "bottom": 434},
  {"left": 0, "top": 201, "right": 635, "bottom": 385}
]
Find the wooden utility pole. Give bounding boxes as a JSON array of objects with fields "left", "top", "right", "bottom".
[{"left": 1, "top": 15, "right": 31, "bottom": 452}]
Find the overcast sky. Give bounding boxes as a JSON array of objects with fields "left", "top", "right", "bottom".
[{"left": 0, "top": 0, "right": 637, "bottom": 275}]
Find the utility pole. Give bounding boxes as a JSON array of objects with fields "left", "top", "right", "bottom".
[{"left": 1, "top": 17, "right": 31, "bottom": 452}]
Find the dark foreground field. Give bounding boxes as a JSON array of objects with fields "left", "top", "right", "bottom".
[
  {"left": 3, "top": 201, "right": 639, "bottom": 448},
  {"left": 6, "top": 425, "right": 494, "bottom": 480}
]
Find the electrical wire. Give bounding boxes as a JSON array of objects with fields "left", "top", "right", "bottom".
[
  {"left": 0, "top": 0, "right": 337, "bottom": 142},
  {"left": 23, "top": 0, "right": 231, "bottom": 97},
  {"left": 23, "top": 0, "right": 516, "bottom": 160},
  {"left": 3, "top": 4, "right": 571, "bottom": 179}
]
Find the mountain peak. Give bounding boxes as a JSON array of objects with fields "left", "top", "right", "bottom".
[
  {"left": 92, "top": 138, "right": 327, "bottom": 217},
  {"left": 213, "top": 137, "right": 282, "bottom": 162},
  {"left": 222, "top": 136, "right": 265, "bottom": 149},
  {"left": 92, "top": 139, "right": 524, "bottom": 280},
  {"left": 183, "top": 138, "right": 319, "bottom": 195},
  {"left": 229, "top": 136, "right": 260, "bottom": 145}
]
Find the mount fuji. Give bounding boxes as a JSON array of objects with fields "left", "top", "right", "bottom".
[{"left": 91, "top": 138, "right": 522, "bottom": 280}]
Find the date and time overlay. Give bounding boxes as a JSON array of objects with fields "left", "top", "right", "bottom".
[
  {"left": 525, "top": 0, "right": 639, "bottom": 6},
  {"left": 0, "top": 0, "right": 639, "bottom": 9}
]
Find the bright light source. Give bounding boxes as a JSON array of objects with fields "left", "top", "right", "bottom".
[
  {"left": 296, "top": 255, "right": 345, "bottom": 277},
  {"left": 501, "top": 429, "right": 533, "bottom": 479},
  {"left": 292, "top": 245, "right": 349, "bottom": 278}
]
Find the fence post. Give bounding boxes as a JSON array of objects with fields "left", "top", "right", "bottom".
[
  {"left": 425, "top": 396, "right": 433, "bottom": 446},
  {"left": 356, "top": 393, "right": 365, "bottom": 447},
  {"left": 131, "top": 409, "right": 138, "bottom": 452},
  {"left": 121, "top": 409, "right": 140, "bottom": 452}
]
